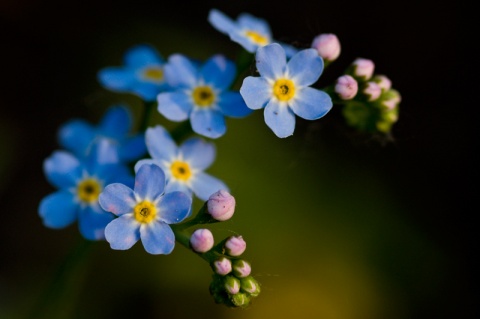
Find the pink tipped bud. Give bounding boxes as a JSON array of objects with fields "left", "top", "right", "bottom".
[
  {"left": 363, "top": 81, "right": 382, "bottom": 101},
  {"left": 207, "top": 190, "right": 236, "bottom": 221},
  {"left": 372, "top": 74, "right": 392, "bottom": 92},
  {"left": 352, "top": 58, "right": 375, "bottom": 81},
  {"left": 190, "top": 228, "right": 214, "bottom": 253},
  {"left": 335, "top": 75, "right": 358, "bottom": 100},
  {"left": 232, "top": 259, "right": 252, "bottom": 278},
  {"left": 311, "top": 33, "right": 341, "bottom": 62},
  {"left": 213, "top": 257, "right": 232, "bottom": 275},
  {"left": 224, "top": 275, "right": 241, "bottom": 295},
  {"left": 225, "top": 235, "right": 246, "bottom": 256}
]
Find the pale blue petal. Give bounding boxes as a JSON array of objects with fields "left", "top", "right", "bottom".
[
  {"left": 134, "top": 164, "right": 165, "bottom": 201},
  {"left": 134, "top": 159, "right": 165, "bottom": 174},
  {"left": 208, "top": 9, "right": 236, "bottom": 34},
  {"left": 290, "top": 87, "right": 333, "bottom": 120},
  {"left": 119, "top": 134, "right": 147, "bottom": 162},
  {"left": 278, "top": 41, "right": 299, "bottom": 58},
  {"left": 140, "top": 222, "right": 175, "bottom": 255},
  {"left": 190, "top": 172, "right": 229, "bottom": 201},
  {"left": 145, "top": 125, "right": 177, "bottom": 161},
  {"left": 190, "top": 109, "right": 226, "bottom": 139},
  {"left": 287, "top": 48, "right": 324, "bottom": 86},
  {"left": 85, "top": 139, "right": 119, "bottom": 173},
  {"left": 39, "top": 191, "right": 77, "bottom": 228},
  {"left": 157, "top": 191, "right": 192, "bottom": 224},
  {"left": 99, "top": 183, "right": 136, "bottom": 216},
  {"left": 105, "top": 214, "right": 140, "bottom": 250},
  {"left": 201, "top": 55, "right": 236, "bottom": 90},
  {"left": 237, "top": 13, "right": 271, "bottom": 36},
  {"left": 164, "top": 54, "right": 198, "bottom": 88},
  {"left": 239, "top": 77, "right": 272, "bottom": 110},
  {"left": 102, "top": 165, "right": 135, "bottom": 189},
  {"left": 179, "top": 137, "right": 215, "bottom": 170},
  {"left": 57, "top": 119, "right": 95, "bottom": 157},
  {"left": 218, "top": 92, "right": 253, "bottom": 117},
  {"left": 98, "top": 68, "right": 135, "bottom": 91},
  {"left": 124, "top": 45, "right": 163, "bottom": 68},
  {"left": 157, "top": 91, "right": 192, "bottom": 121},
  {"left": 264, "top": 101, "right": 296, "bottom": 138},
  {"left": 44, "top": 151, "right": 82, "bottom": 189},
  {"left": 130, "top": 82, "right": 162, "bottom": 102},
  {"left": 255, "top": 43, "right": 286, "bottom": 80},
  {"left": 230, "top": 33, "right": 258, "bottom": 53},
  {"left": 164, "top": 181, "right": 193, "bottom": 197},
  {"left": 78, "top": 205, "right": 115, "bottom": 240},
  {"left": 98, "top": 105, "right": 131, "bottom": 138}
]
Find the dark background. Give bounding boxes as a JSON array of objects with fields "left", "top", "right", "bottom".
[{"left": 0, "top": 1, "right": 475, "bottom": 319}]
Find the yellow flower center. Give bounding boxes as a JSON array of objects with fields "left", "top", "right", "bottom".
[
  {"left": 134, "top": 201, "right": 157, "bottom": 224},
  {"left": 143, "top": 66, "right": 164, "bottom": 82},
  {"left": 244, "top": 30, "right": 269, "bottom": 46},
  {"left": 192, "top": 86, "right": 215, "bottom": 107},
  {"left": 77, "top": 178, "right": 101, "bottom": 203},
  {"left": 273, "top": 79, "right": 296, "bottom": 101},
  {"left": 171, "top": 161, "right": 192, "bottom": 181}
]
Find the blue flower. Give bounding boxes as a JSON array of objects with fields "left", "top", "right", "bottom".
[
  {"left": 134, "top": 125, "right": 228, "bottom": 201},
  {"left": 208, "top": 9, "right": 298, "bottom": 58},
  {"left": 38, "top": 140, "right": 134, "bottom": 240},
  {"left": 58, "top": 105, "right": 147, "bottom": 162},
  {"left": 98, "top": 44, "right": 169, "bottom": 101},
  {"left": 240, "top": 43, "right": 333, "bottom": 138},
  {"left": 157, "top": 54, "right": 252, "bottom": 139},
  {"left": 99, "top": 163, "right": 192, "bottom": 255}
]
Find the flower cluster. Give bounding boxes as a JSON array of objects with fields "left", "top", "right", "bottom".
[{"left": 38, "top": 7, "right": 401, "bottom": 309}]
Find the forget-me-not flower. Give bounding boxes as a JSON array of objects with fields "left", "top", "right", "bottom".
[
  {"left": 98, "top": 44, "right": 170, "bottom": 101},
  {"left": 99, "top": 163, "right": 192, "bottom": 255},
  {"left": 208, "top": 9, "right": 298, "bottom": 58},
  {"left": 58, "top": 105, "right": 147, "bottom": 162},
  {"left": 157, "top": 54, "right": 252, "bottom": 139},
  {"left": 134, "top": 125, "right": 228, "bottom": 201},
  {"left": 39, "top": 139, "right": 134, "bottom": 240},
  {"left": 240, "top": 43, "right": 333, "bottom": 138}
]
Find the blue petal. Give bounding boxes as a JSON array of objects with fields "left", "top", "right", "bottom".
[
  {"left": 101, "top": 164, "right": 135, "bottom": 188},
  {"left": 190, "top": 172, "right": 229, "bottom": 201},
  {"left": 179, "top": 137, "right": 215, "bottom": 170},
  {"left": 287, "top": 48, "right": 324, "bottom": 86},
  {"left": 44, "top": 151, "right": 82, "bottom": 189},
  {"left": 98, "top": 67, "right": 135, "bottom": 91},
  {"left": 39, "top": 191, "right": 77, "bottom": 228},
  {"left": 124, "top": 44, "right": 163, "bottom": 68},
  {"left": 264, "top": 100, "right": 296, "bottom": 138},
  {"left": 278, "top": 41, "right": 299, "bottom": 58},
  {"left": 201, "top": 55, "right": 236, "bottom": 91},
  {"left": 57, "top": 119, "right": 96, "bottom": 157},
  {"left": 134, "top": 159, "right": 165, "bottom": 174},
  {"left": 145, "top": 125, "right": 177, "bottom": 161},
  {"left": 119, "top": 133, "right": 147, "bottom": 162},
  {"left": 157, "top": 91, "right": 192, "bottom": 121},
  {"left": 164, "top": 54, "right": 198, "bottom": 88},
  {"left": 78, "top": 205, "right": 115, "bottom": 240},
  {"left": 84, "top": 139, "right": 119, "bottom": 174},
  {"left": 164, "top": 181, "right": 193, "bottom": 198},
  {"left": 239, "top": 76, "right": 272, "bottom": 110},
  {"left": 157, "top": 191, "right": 192, "bottom": 224},
  {"left": 130, "top": 81, "right": 162, "bottom": 102},
  {"left": 105, "top": 214, "right": 140, "bottom": 250},
  {"left": 218, "top": 92, "right": 253, "bottom": 117},
  {"left": 290, "top": 87, "right": 333, "bottom": 120},
  {"left": 98, "top": 105, "right": 131, "bottom": 138},
  {"left": 140, "top": 222, "right": 175, "bottom": 255},
  {"left": 134, "top": 164, "right": 166, "bottom": 201},
  {"left": 190, "top": 109, "right": 226, "bottom": 139},
  {"left": 255, "top": 43, "right": 286, "bottom": 80},
  {"left": 99, "top": 183, "right": 136, "bottom": 216},
  {"left": 208, "top": 9, "right": 236, "bottom": 34},
  {"left": 237, "top": 13, "right": 272, "bottom": 36},
  {"left": 230, "top": 33, "right": 259, "bottom": 53}
]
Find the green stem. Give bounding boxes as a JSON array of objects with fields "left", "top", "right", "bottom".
[{"left": 139, "top": 101, "right": 157, "bottom": 131}]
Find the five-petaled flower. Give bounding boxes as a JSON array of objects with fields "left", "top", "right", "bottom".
[
  {"left": 99, "top": 163, "right": 192, "bottom": 255},
  {"left": 134, "top": 125, "right": 228, "bottom": 201},
  {"left": 157, "top": 54, "right": 252, "bottom": 139},
  {"left": 98, "top": 44, "right": 170, "bottom": 101},
  {"left": 240, "top": 43, "right": 333, "bottom": 138}
]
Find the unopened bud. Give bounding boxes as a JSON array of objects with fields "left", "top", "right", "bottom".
[
  {"left": 230, "top": 292, "right": 251, "bottom": 307},
  {"left": 232, "top": 259, "right": 252, "bottom": 278},
  {"left": 224, "top": 275, "right": 241, "bottom": 295},
  {"left": 311, "top": 33, "right": 341, "bottom": 62},
  {"left": 240, "top": 276, "right": 261, "bottom": 297},
  {"left": 379, "top": 89, "right": 401, "bottom": 110},
  {"left": 372, "top": 74, "right": 392, "bottom": 92},
  {"left": 362, "top": 81, "right": 382, "bottom": 101},
  {"left": 190, "top": 228, "right": 214, "bottom": 253},
  {"left": 335, "top": 75, "right": 358, "bottom": 100},
  {"left": 213, "top": 257, "right": 232, "bottom": 275},
  {"left": 351, "top": 58, "right": 375, "bottom": 81},
  {"left": 225, "top": 235, "right": 246, "bottom": 256},
  {"left": 207, "top": 190, "right": 236, "bottom": 221}
]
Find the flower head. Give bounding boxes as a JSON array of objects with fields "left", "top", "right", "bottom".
[
  {"left": 240, "top": 43, "right": 333, "bottom": 138},
  {"left": 207, "top": 189, "right": 236, "bottom": 221},
  {"left": 335, "top": 75, "right": 358, "bottom": 100},
  {"left": 134, "top": 125, "right": 228, "bottom": 201},
  {"left": 311, "top": 33, "right": 341, "bottom": 62},
  {"left": 208, "top": 9, "right": 298, "bottom": 57},
  {"left": 99, "top": 163, "right": 192, "bottom": 254},
  {"left": 39, "top": 139, "right": 134, "bottom": 240},
  {"left": 58, "top": 105, "right": 147, "bottom": 162},
  {"left": 190, "top": 228, "right": 214, "bottom": 253},
  {"left": 98, "top": 44, "right": 170, "bottom": 101}
]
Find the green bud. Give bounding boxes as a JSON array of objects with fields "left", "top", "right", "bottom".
[
  {"left": 240, "top": 276, "right": 261, "bottom": 297},
  {"left": 224, "top": 275, "right": 241, "bottom": 295},
  {"left": 230, "top": 292, "right": 251, "bottom": 307}
]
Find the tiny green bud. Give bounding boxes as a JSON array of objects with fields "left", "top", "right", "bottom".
[
  {"left": 240, "top": 276, "right": 261, "bottom": 297},
  {"left": 224, "top": 275, "right": 241, "bottom": 295},
  {"left": 230, "top": 292, "right": 251, "bottom": 307}
]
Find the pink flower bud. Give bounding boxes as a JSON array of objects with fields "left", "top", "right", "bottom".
[
  {"left": 213, "top": 257, "right": 232, "bottom": 275},
  {"left": 207, "top": 190, "right": 236, "bottom": 221},
  {"left": 311, "top": 33, "right": 341, "bottom": 62},
  {"left": 232, "top": 259, "right": 252, "bottom": 278},
  {"left": 372, "top": 74, "right": 392, "bottom": 92},
  {"left": 334, "top": 75, "right": 358, "bottom": 100},
  {"left": 225, "top": 235, "right": 246, "bottom": 256},
  {"left": 190, "top": 228, "right": 214, "bottom": 253},
  {"left": 352, "top": 58, "right": 375, "bottom": 80},
  {"left": 224, "top": 275, "right": 241, "bottom": 295},
  {"left": 363, "top": 81, "right": 382, "bottom": 101}
]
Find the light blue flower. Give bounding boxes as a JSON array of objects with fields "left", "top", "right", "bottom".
[
  {"left": 208, "top": 9, "right": 298, "bottom": 58},
  {"left": 134, "top": 125, "right": 228, "bottom": 201},
  {"left": 98, "top": 44, "right": 169, "bottom": 101},
  {"left": 99, "top": 163, "right": 192, "bottom": 255},
  {"left": 58, "top": 105, "right": 147, "bottom": 162},
  {"left": 240, "top": 43, "right": 333, "bottom": 138},
  {"left": 39, "top": 140, "right": 134, "bottom": 240},
  {"left": 157, "top": 54, "right": 252, "bottom": 139}
]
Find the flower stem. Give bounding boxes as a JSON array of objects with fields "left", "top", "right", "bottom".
[{"left": 139, "top": 101, "right": 157, "bottom": 131}]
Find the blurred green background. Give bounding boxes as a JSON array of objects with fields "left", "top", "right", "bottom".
[{"left": 0, "top": 1, "right": 474, "bottom": 319}]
